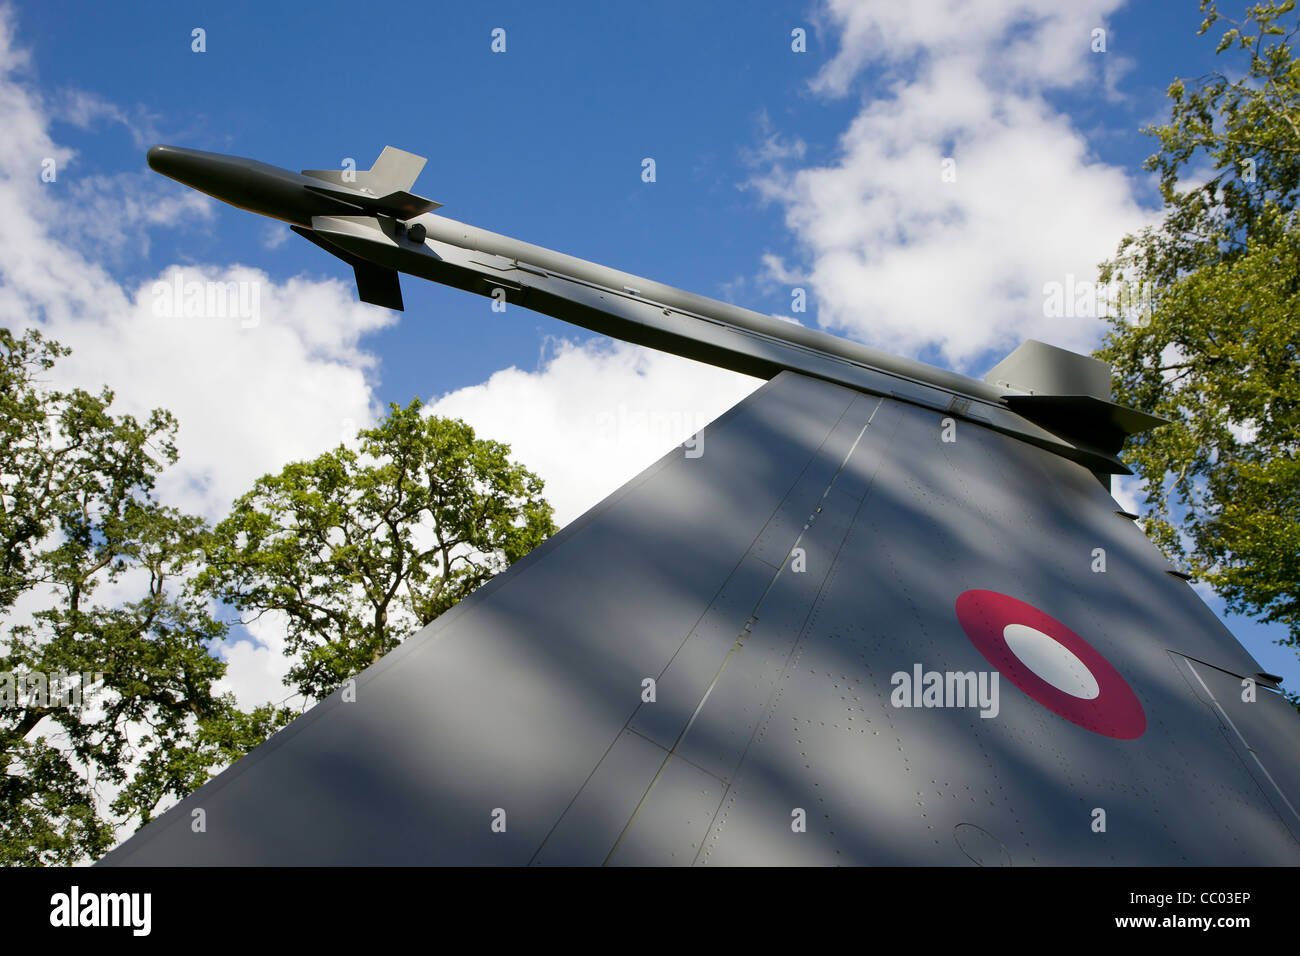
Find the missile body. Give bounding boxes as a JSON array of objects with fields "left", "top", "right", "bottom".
[
  {"left": 148, "top": 144, "right": 1005, "bottom": 399},
  {"left": 146, "top": 143, "right": 1165, "bottom": 478}
]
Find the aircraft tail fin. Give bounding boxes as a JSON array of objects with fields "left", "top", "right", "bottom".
[{"left": 96, "top": 371, "right": 1300, "bottom": 866}]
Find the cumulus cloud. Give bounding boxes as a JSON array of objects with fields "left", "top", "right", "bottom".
[
  {"left": 756, "top": 0, "right": 1155, "bottom": 370},
  {"left": 212, "top": 611, "right": 299, "bottom": 711},
  {"left": 429, "top": 338, "right": 759, "bottom": 527},
  {"left": 52, "top": 88, "right": 163, "bottom": 150},
  {"left": 61, "top": 170, "right": 215, "bottom": 262}
]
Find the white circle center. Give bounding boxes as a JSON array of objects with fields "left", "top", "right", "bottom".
[{"left": 1002, "top": 624, "right": 1099, "bottom": 699}]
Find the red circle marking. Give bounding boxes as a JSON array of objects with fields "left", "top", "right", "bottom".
[{"left": 955, "top": 589, "right": 1146, "bottom": 740}]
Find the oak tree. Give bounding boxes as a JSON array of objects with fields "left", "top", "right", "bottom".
[{"left": 197, "top": 400, "right": 558, "bottom": 702}]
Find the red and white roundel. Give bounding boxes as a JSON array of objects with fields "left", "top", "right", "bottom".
[{"left": 955, "top": 589, "right": 1145, "bottom": 740}]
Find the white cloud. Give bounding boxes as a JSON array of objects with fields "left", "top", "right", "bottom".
[
  {"left": 1227, "top": 419, "right": 1260, "bottom": 445},
  {"left": 429, "top": 338, "right": 760, "bottom": 527},
  {"left": 1110, "top": 473, "right": 1144, "bottom": 517},
  {"left": 263, "top": 223, "right": 291, "bottom": 249},
  {"left": 741, "top": 109, "right": 808, "bottom": 166},
  {"left": 61, "top": 170, "right": 215, "bottom": 262},
  {"left": 756, "top": 0, "right": 1156, "bottom": 371},
  {"left": 759, "top": 251, "right": 806, "bottom": 286},
  {"left": 213, "top": 611, "right": 301, "bottom": 712},
  {"left": 52, "top": 88, "right": 162, "bottom": 150}
]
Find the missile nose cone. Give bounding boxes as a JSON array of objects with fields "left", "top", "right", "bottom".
[
  {"left": 145, "top": 144, "right": 353, "bottom": 227},
  {"left": 146, "top": 144, "right": 249, "bottom": 206},
  {"left": 147, "top": 144, "right": 200, "bottom": 181},
  {"left": 146, "top": 144, "right": 170, "bottom": 171}
]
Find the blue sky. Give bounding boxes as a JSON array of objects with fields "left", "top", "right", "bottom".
[{"left": 5, "top": 0, "right": 1297, "bottom": 696}]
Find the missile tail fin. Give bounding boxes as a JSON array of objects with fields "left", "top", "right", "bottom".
[
  {"left": 303, "top": 146, "right": 428, "bottom": 194},
  {"left": 364, "top": 146, "right": 427, "bottom": 193},
  {"left": 352, "top": 260, "right": 404, "bottom": 311},
  {"left": 290, "top": 225, "right": 404, "bottom": 311}
]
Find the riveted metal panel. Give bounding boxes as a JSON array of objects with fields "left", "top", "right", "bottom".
[
  {"left": 102, "top": 377, "right": 1300, "bottom": 866},
  {"left": 698, "top": 398, "right": 1300, "bottom": 865},
  {"left": 604, "top": 756, "right": 726, "bottom": 866}
]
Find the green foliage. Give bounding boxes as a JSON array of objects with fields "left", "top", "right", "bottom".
[
  {"left": 197, "top": 400, "right": 558, "bottom": 702},
  {"left": 0, "top": 327, "right": 292, "bottom": 865},
  {"left": 2, "top": 328, "right": 555, "bottom": 863},
  {"left": 1096, "top": 2, "right": 1300, "bottom": 658}
]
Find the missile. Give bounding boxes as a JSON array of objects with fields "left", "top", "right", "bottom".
[
  {"left": 148, "top": 144, "right": 444, "bottom": 311},
  {"left": 146, "top": 143, "right": 1166, "bottom": 477}
]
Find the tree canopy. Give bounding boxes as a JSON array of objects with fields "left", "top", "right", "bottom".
[
  {"left": 1095, "top": 1, "right": 1300, "bottom": 675},
  {"left": 196, "top": 400, "right": 558, "bottom": 703},
  {"left": 2, "top": 329, "right": 558, "bottom": 864},
  {"left": 0, "top": 327, "right": 292, "bottom": 865}
]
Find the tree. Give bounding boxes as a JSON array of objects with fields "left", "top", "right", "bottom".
[
  {"left": 197, "top": 400, "right": 558, "bottom": 703},
  {"left": 1095, "top": 1, "right": 1300, "bottom": 684},
  {"left": 0, "top": 327, "right": 292, "bottom": 865}
]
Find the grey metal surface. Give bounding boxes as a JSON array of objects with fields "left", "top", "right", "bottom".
[
  {"left": 100, "top": 372, "right": 1300, "bottom": 865},
  {"left": 692, "top": 394, "right": 1299, "bottom": 865},
  {"left": 1175, "top": 656, "right": 1300, "bottom": 845}
]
